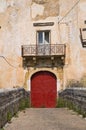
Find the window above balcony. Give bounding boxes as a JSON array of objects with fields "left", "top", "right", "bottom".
[{"left": 37, "top": 31, "right": 50, "bottom": 44}]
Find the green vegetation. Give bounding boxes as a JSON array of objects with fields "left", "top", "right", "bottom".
[
  {"left": 6, "top": 98, "right": 30, "bottom": 124},
  {"left": 66, "top": 74, "right": 86, "bottom": 88},
  {"left": 66, "top": 79, "right": 83, "bottom": 88},
  {"left": 19, "top": 98, "right": 30, "bottom": 111},
  {"left": 7, "top": 112, "right": 12, "bottom": 123},
  {"left": 57, "top": 98, "right": 86, "bottom": 118},
  {"left": 0, "top": 128, "right": 5, "bottom": 130},
  {"left": 56, "top": 98, "right": 66, "bottom": 108},
  {"left": 81, "top": 74, "right": 86, "bottom": 87}
]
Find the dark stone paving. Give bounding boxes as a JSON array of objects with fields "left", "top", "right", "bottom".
[{"left": 4, "top": 108, "right": 86, "bottom": 130}]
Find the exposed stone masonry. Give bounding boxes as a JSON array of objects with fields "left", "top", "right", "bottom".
[
  {"left": 59, "top": 88, "right": 86, "bottom": 113},
  {"left": 0, "top": 88, "right": 29, "bottom": 128}
]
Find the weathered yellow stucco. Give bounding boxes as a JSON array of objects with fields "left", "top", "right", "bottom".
[
  {"left": 24, "top": 67, "right": 63, "bottom": 91},
  {"left": 0, "top": 0, "right": 86, "bottom": 90}
]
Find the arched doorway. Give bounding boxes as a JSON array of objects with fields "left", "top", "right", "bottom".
[{"left": 31, "top": 71, "right": 57, "bottom": 108}]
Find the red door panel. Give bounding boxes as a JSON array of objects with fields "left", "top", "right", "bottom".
[{"left": 31, "top": 71, "right": 57, "bottom": 108}]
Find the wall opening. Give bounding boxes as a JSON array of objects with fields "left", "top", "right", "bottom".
[{"left": 31, "top": 71, "right": 57, "bottom": 108}]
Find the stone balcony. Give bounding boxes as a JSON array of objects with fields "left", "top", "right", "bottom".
[
  {"left": 22, "top": 44, "right": 66, "bottom": 57},
  {"left": 21, "top": 44, "right": 66, "bottom": 68}
]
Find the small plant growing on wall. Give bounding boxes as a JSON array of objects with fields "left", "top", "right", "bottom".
[
  {"left": 56, "top": 98, "right": 86, "bottom": 118},
  {"left": 80, "top": 74, "right": 86, "bottom": 87},
  {"left": 66, "top": 79, "right": 84, "bottom": 88},
  {"left": 19, "top": 98, "right": 30, "bottom": 111},
  {"left": 66, "top": 74, "right": 86, "bottom": 88},
  {"left": 56, "top": 98, "right": 66, "bottom": 108},
  {"left": 7, "top": 112, "right": 12, "bottom": 123},
  {"left": 0, "top": 128, "right": 5, "bottom": 130}
]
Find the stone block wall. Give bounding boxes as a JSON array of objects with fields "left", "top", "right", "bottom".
[
  {"left": 59, "top": 88, "right": 86, "bottom": 112},
  {"left": 0, "top": 88, "right": 29, "bottom": 128}
]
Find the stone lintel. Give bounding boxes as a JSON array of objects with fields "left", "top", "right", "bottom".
[{"left": 33, "top": 22, "right": 54, "bottom": 26}]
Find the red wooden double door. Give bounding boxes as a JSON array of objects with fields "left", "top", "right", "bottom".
[{"left": 31, "top": 71, "right": 57, "bottom": 108}]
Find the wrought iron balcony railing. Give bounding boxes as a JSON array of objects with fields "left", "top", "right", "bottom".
[{"left": 22, "top": 44, "right": 66, "bottom": 57}]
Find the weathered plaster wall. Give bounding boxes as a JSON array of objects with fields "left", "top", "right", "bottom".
[
  {"left": 78, "top": 0, "right": 86, "bottom": 71},
  {"left": 31, "top": 0, "right": 59, "bottom": 20},
  {"left": 0, "top": 0, "right": 32, "bottom": 88},
  {"left": 59, "top": 0, "right": 86, "bottom": 86},
  {"left": 0, "top": 0, "right": 60, "bottom": 89},
  {"left": 0, "top": 0, "right": 86, "bottom": 90}
]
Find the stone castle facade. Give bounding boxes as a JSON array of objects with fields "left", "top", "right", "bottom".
[{"left": 0, "top": 0, "right": 86, "bottom": 91}]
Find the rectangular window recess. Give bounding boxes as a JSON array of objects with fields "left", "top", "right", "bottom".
[
  {"left": 37, "top": 31, "right": 50, "bottom": 44},
  {"left": 33, "top": 22, "right": 54, "bottom": 26}
]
